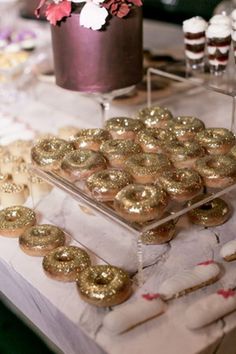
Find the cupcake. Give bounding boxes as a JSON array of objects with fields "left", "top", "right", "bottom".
[
  {"left": 183, "top": 16, "right": 207, "bottom": 69},
  {"left": 206, "top": 24, "right": 231, "bottom": 74}
]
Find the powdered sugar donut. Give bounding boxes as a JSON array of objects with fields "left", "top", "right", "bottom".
[
  {"left": 103, "top": 294, "right": 166, "bottom": 334},
  {"left": 185, "top": 289, "right": 236, "bottom": 329},
  {"left": 220, "top": 240, "right": 236, "bottom": 262},
  {"left": 158, "top": 261, "right": 220, "bottom": 300}
]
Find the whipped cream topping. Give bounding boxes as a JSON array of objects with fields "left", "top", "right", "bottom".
[
  {"left": 103, "top": 297, "right": 166, "bottom": 334},
  {"left": 232, "top": 30, "right": 236, "bottom": 41},
  {"left": 210, "top": 14, "right": 231, "bottom": 26},
  {"left": 183, "top": 16, "right": 207, "bottom": 33},
  {"left": 185, "top": 51, "right": 205, "bottom": 60},
  {"left": 231, "top": 9, "right": 236, "bottom": 21},
  {"left": 158, "top": 262, "right": 220, "bottom": 300},
  {"left": 185, "top": 290, "right": 236, "bottom": 329},
  {"left": 220, "top": 239, "right": 236, "bottom": 258},
  {"left": 206, "top": 24, "right": 231, "bottom": 39}
]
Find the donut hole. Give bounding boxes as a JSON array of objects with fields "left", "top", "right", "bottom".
[
  {"left": 5, "top": 210, "right": 20, "bottom": 222},
  {"left": 31, "top": 228, "right": 51, "bottom": 237},
  {"left": 94, "top": 272, "right": 113, "bottom": 285},
  {"left": 199, "top": 203, "right": 213, "bottom": 211},
  {"left": 56, "top": 251, "right": 73, "bottom": 262},
  {"left": 208, "top": 160, "right": 221, "bottom": 169},
  {"left": 129, "top": 189, "right": 150, "bottom": 202}
]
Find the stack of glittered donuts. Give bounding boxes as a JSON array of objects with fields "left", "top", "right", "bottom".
[
  {"left": 0, "top": 205, "right": 132, "bottom": 307},
  {"left": 0, "top": 140, "right": 52, "bottom": 207},
  {"left": 31, "top": 105, "right": 236, "bottom": 238}
]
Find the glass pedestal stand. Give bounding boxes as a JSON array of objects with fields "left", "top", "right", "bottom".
[{"left": 84, "top": 85, "right": 136, "bottom": 126}]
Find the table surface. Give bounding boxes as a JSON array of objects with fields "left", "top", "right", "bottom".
[{"left": 1, "top": 11, "right": 236, "bottom": 354}]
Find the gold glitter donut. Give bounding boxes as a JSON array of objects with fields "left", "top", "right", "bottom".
[
  {"left": 195, "top": 154, "right": 236, "bottom": 188},
  {"left": 195, "top": 128, "right": 236, "bottom": 154},
  {"left": 42, "top": 246, "right": 91, "bottom": 282},
  {"left": 19, "top": 224, "right": 66, "bottom": 256},
  {"left": 61, "top": 149, "right": 107, "bottom": 181},
  {"left": 135, "top": 128, "right": 177, "bottom": 153},
  {"left": 135, "top": 105, "right": 173, "bottom": 128},
  {"left": 100, "top": 139, "right": 142, "bottom": 168},
  {"left": 0, "top": 206, "right": 36, "bottom": 237},
  {"left": 0, "top": 182, "right": 28, "bottom": 207},
  {"left": 104, "top": 117, "right": 145, "bottom": 140},
  {"left": 31, "top": 138, "right": 75, "bottom": 171},
  {"left": 77, "top": 265, "right": 132, "bottom": 307},
  {"left": 187, "top": 194, "right": 231, "bottom": 227},
  {"left": 85, "top": 169, "right": 132, "bottom": 202},
  {"left": 73, "top": 129, "right": 111, "bottom": 151},
  {"left": 166, "top": 116, "right": 205, "bottom": 141},
  {"left": 158, "top": 168, "right": 203, "bottom": 202},
  {"left": 141, "top": 217, "right": 176, "bottom": 245},
  {"left": 162, "top": 140, "right": 206, "bottom": 168},
  {"left": 125, "top": 153, "right": 172, "bottom": 184},
  {"left": 114, "top": 184, "right": 168, "bottom": 223}
]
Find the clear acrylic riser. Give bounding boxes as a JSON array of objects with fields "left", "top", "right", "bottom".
[{"left": 31, "top": 67, "right": 236, "bottom": 284}]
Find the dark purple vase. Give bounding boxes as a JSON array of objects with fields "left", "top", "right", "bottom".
[{"left": 51, "top": 7, "right": 143, "bottom": 93}]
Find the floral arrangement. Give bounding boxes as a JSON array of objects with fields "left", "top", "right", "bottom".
[{"left": 36, "top": 0, "right": 142, "bottom": 30}]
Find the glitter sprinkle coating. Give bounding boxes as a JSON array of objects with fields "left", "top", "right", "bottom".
[
  {"left": 31, "top": 138, "right": 75, "bottom": 169},
  {"left": 188, "top": 194, "right": 230, "bottom": 226},
  {"left": 86, "top": 169, "right": 132, "bottom": 197},
  {"left": 43, "top": 246, "right": 91, "bottom": 280},
  {"left": 100, "top": 139, "right": 142, "bottom": 158},
  {"left": 136, "top": 128, "right": 177, "bottom": 152},
  {"left": 0, "top": 206, "right": 36, "bottom": 230},
  {"left": 195, "top": 154, "right": 236, "bottom": 178},
  {"left": 77, "top": 265, "right": 132, "bottom": 307},
  {"left": 136, "top": 106, "right": 173, "bottom": 128},
  {"left": 61, "top": 150, "right": 106, "bottom": 172},
  {"left": 158, "top": 168, "right": 203, "bottom": 199},
  {"left": 195, "top": 128, "right": 236, "bottom": 152},
  {"left": 166, "top": 116, "right": 205, "bottom": 138},
  {"left": 0, "top": 182, "right": 24, "bottom": 194},
  {"left": 141, "top": 218, "right": 176, "bottom": 245},
  {"left": 125, "top": 153, "right": 172, "bottom": 176},
  {"left": 105, "top": 117, "right": 145, "bottom": 134},
  {"left": 73, "top": 129, "right": 111, "bottom": 149},
  {"left": 114, "top": 184, "right": 168, "bottom": 222},
  {"left": 19, "top": 224, "right": 65, "bottom": 251},
  {"left": 162, "top": 140, "right": 205, "bottom": 161}
]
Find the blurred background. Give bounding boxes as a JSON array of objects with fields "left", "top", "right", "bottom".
[{"left": 143, "top": 0, "right": 223, "bottom": 23}]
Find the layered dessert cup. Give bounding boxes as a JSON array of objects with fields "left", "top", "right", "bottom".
[
  {"left": 206, "top": 24, "right": 231, "bottom": 74},
  {"left": 232, "top": 30, "right": 236, "bottom": 63},
  {"left": 183, "top": 16, "right": 207, "bottom": 70}
]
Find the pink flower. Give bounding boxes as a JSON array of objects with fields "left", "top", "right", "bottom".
[{"left": 46, "top": 1, "right": 72, "bottom": 25}]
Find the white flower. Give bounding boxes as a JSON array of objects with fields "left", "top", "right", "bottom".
[{"left": 71, "top": 0, "right": 108, "bottom": 30}]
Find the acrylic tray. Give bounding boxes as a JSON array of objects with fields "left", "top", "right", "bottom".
[
  {"left": 30, "top": 68, "right": 236, "bottom": 282},
  {"left": 31, "top": 67, "right": 236, "bottom": 237},
  {"left": 31, "top": 166, "right": 236, "bottom": 236}
]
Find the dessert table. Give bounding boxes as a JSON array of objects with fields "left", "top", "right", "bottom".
[{"left": 1, "top": 10, "right": 236, "bottom": 354}]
